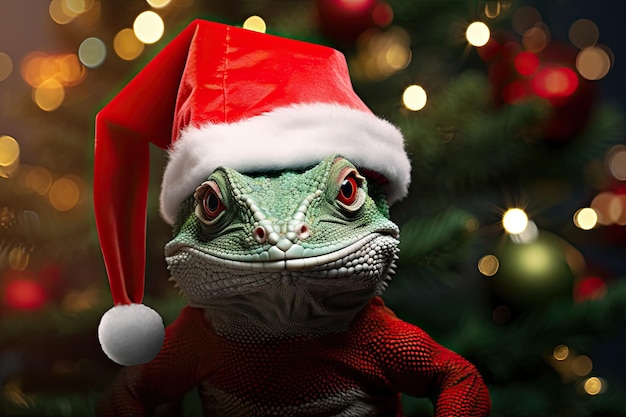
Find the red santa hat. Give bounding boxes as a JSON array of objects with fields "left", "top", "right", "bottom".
[{"left": 95, "top": 19, "right": 411, "bottom": 366}]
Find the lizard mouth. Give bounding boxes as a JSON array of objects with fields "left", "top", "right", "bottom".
[{"left": 165, "top": 231, "right": 399, "bottom": 273}]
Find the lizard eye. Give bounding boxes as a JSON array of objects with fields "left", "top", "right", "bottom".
[
  {"left": 194, "top": 181, "right": 226, "bottom": 223},
  {"left": 336, "top": 169, "right": 365, "bottom": 212}
]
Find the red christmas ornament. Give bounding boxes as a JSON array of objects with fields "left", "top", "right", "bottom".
[
  {"left": 315, "top": 0, "right": 393, "bottom": 44},
  {"left": 3, "top": 278, "right": 48, "bottom": 310},
  {"left": 481, "top": 34, "right": 597, "bottom": 143}
]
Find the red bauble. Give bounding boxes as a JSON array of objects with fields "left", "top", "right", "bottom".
[
  {"left": 482, "top": 34, "right": 597, "bottom": 143},
  {"left": 315, "top": 0, "right": 393, "bottom": 44}
]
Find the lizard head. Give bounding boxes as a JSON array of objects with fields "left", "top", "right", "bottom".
[{"left": 164, "top": 155, "right": 399, "bottom": 334}]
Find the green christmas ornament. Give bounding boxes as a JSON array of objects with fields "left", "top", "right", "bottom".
[{"left": 491, "top": 232, "right": 575, "bottom": 309}]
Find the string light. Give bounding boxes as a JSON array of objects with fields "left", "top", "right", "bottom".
[
  {"left": 78, "top": 37, "right": 106, "bottom": 68},
  {"left": 243, "top": 16, "right": 267, "bottom": 33},
  {"left": 522, "top": 24, "right": 550, "bottom": 53},
  {"left": 0, "top": 52, "right": 13, "bottom": 82},
  {"left": 502, "top": 208, "right": 528, "bottom": 235},
  {"left": 49, "top": 0, "right": 75, "bottom": 24},
  {"left": 133, "top": 11, "right": 165, "bottom": 44},
  {"left": 402, "top": 85, "right": 427, "bottom": 111},
  {"left": 478, "top": 254, "right": 499, "bottom": 276},
  {"left": 114, "top": 29, "right": 145, "bottom": 61},
  {"left": 583, "top": 377, "right": 605, "bottom": 395},
  {"left": 591, "top": 192, "right": 623, "bottom": 225},
  {"left": 573, "top": 207, "right": 598, "bottom": 230},
  {"left": 466, "top": 22, "right": 490, "bottom": 47},
  {"left": 25, "top": 167, "right": 53, "bottom": 195}
]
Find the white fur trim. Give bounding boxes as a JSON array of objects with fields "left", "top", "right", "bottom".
[
  {"left": 98, "top": 303, "right": 165, "bottom": 366},
  {"left": 160, "top": 103, "right": 410, "bottom": 224}
]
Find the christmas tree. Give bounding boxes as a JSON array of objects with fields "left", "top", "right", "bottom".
[{"left": 0, "top": 0, "right": 625, "bottom": 416}]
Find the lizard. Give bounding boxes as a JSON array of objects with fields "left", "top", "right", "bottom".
[{"left": 96, "top": 154, "right": 491, "bottom": 417}]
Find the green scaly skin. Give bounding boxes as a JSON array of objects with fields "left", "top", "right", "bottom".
[{"left": 165, "top": 155, "right": 400, "bottom": 339}]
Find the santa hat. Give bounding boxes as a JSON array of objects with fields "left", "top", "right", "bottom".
[{"left": 94, "top": 19, "right": 411, "bottom": 366}]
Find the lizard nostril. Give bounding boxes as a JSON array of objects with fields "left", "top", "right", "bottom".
[
  {"left": 253, "top": 226, "right": 267, "bottom": 244},
  {"left": 296, "top": 223, "right": 310, "bottom": 240}
]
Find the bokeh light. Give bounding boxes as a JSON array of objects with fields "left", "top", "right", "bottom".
[
  {"left": 146, "top": 0, "right": 172, "bottom": 8},
  {"left": 466, "top": 21, "right": 490, "bottom": 47},
  {"left": 34, "top": 79, "right": 65, "bottom": 111},
  {"left": 402, "top": 85, "right": 427, "bottom": 111},
  {"left": 25, "top": 167, "right": 53, "bottom": 195},
  {"left": 509, "top": 219, "right": 538, "bottom": 244},
  {"left": 583, "top": 377, "right": 605, "bottom": 396},
  {"left": 243, "top": 15, "right": 267, "bottom": 33},
  {"left": 569, "top": 19, "right": 599, "bottom": 49},
  {"left": 0, "top": 135, "right": 20, "bottom": 178},
  {"left": 48, "top": 176, "right": 81, "bottom": 211},
  {"left": 114, "top": 28, "right": 145, "bottom": 61},
  {"left": 511, "top": 6, "right": 541, "bottom": 36},
  {"left": 484, "top": 1, "right": 501, "bottom": 19},
  {"left": 514, "top": 51, "right": 539, "bottom": 76},
  {"left": 49, "top": 0, "right": 75, "bottom": 24},
  {"left": 3, "top": 279, "right": 47, "bottom": 310},
  {"left": 502, "top": 208, "right": 528, "bottom": 234},
  {"left": 65, "top": 0, "right": 94, "bottom": 14},
  {"left": 492, "top": 305, "right": 511, "bottom": 325},
  {"left": 571, "top": 355, "right": 593, "bottom": 377},
  {"left": 573, "top": 207, "right": 598, "bottom": 230},
  {"left": 591, "top": 192, "right": 623, "bottom": 225},
  {"left": 553, "top": 344, "right": 569, "bottom": 361},
  {"left": 78, "top": 37, "right": 106, "bottom": 68},
  {"left": 0, "top": 52, "right": 13, "bottom": 81},
  {"left": 522, "top": 24, "right": 550, "bottom": 53},
  {"left": 607, "top": 145, "right": 626, "bottom": 180},
  {"left": 576, "top": 46, "right": 612, "bottom": 80},
  {"left": 532, "top": 67, "right": 578, "bottom": 98},
  {"left": 21, "top": 52, "right": 85, "bottom": 88},
  {"left": 478, "top": 254, "right": 499, "bottom": 276},
  {"left": 133, "top": 11, "right": 165, "bottom": 44}
]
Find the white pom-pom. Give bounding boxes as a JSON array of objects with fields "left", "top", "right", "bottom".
[{"left": 98, "top": 303, "right": 165, "bottom": 366}]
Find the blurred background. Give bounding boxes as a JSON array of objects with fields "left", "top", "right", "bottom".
[{"left": 1, "top": 0, "right": 625, "bottom": 416}]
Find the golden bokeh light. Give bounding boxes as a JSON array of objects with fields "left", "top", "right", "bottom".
[
  {"left": 48, "top": 176, "right": 81, "bottom": 211},
  {"left": 553, "top": 344, "right": 569, "bottom": 361},
  {"left": 573, "top": 207, "right": 598, "bottom": 230},
  {"left": 78, "top": 37, "right": 106, "bottom": 68},
  {"left": 466, "top": 22, "right": 490, "bottom": 47},
  {"left": 522, "top": 25, "right": 550, "bottom": 53},
  {"left": 583, "top": 377, "right": 604, "bottom": 396},
  {"left": 502, "top": 208, "right": 528, "bottom": 235},
  {"left": 591, "top": 192, "right": 623, "bottom": 225},
  {"left": 243, "top": 15, "right": 267, "bottom": 33},
  {"left": 0, "top": 52, "right": 13, "bottom": 82},
  {"left": 33, "top": 79, "right": 65, "bottom": 111},
  {"left": 59, "top": 54, "right": 86, "bottom": 85},
  {"left": 0, "top": 135, "right": 20, "bottom": 179},
  {"left": 25, "top": 167, "right": 53, "bottom": 195},
  {"left": 402, "top": 85, "right": 427, "bottom": 111},
  {"left": 385, "top": 44, "right": 411, "bottom": 70},
  {"left": 478, "top": 254, "right": 499, "bottom": 276},
  {"left": 576, "top": 46, "right": 611, "bottom": 81},
  {"left": 146, "top": 0, "right": 172, "bottom": 8},
  {"left": 114, "top": 28, "right": 145, "bottom": 61},
  {"left": 607, "top": 145, "right": 626, "bottom": 180},
  {"left": 571, "top": 355, "right": 593, "bottom": 377},
  {"left": 49, "top": 0, "right": 75, "bottom": 24},
  {"left": 133, "top": 11, "right": 165, "bottom": 44},
  {"left": 569, "top": 18, "right": 599, "bottom": 49},
  {"left": 65, "top": 0, "right": 94, "bottom": 14}
]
